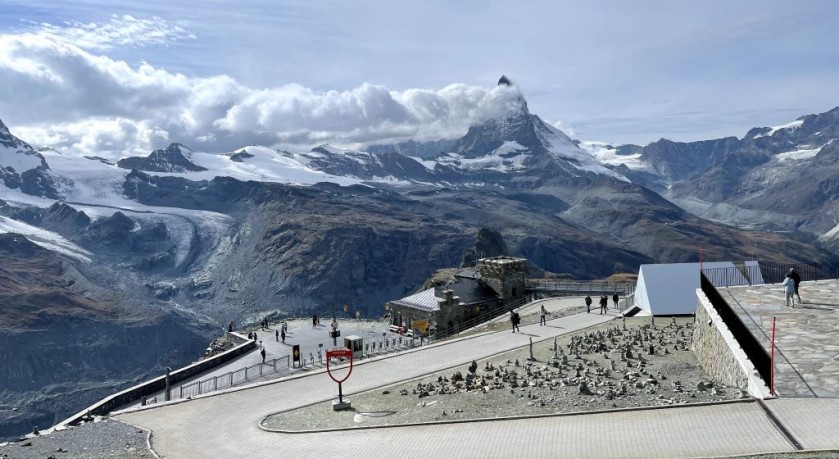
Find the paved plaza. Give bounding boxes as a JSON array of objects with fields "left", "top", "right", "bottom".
[
  {"left": 721, "top": 279, "right": 839, "bottom": 397},
  {"left": 113, "top": 296, "right": 839, "bottom": 458}
]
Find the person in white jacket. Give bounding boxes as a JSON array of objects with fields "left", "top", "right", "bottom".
[{"left": 782, "top": 273, "right": 796, "bottom": 307}]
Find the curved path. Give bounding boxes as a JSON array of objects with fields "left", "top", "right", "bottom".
[{"left": 115, "top": 300, "right": 831, "bottom": 458}]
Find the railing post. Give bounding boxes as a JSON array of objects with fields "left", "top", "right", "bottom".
[{"left": 179, "top": 386, "right": 183, "bottom": 399}]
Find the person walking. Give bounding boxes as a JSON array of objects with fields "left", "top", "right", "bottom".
[
  {"left": 510, "top": 310, "right": 521, "bottom": 333},
  {"left": 782, "top": 273, "right": 796, "bottom": 307},
  {"left": 599, "top": 295, "right": 608, "bottom": 314},
  {"left": 260, "top": 347, "right": 266, "bottom": 363},
  {"left": 789, "top": 268, "right": 802, "bottom": 304},
  {"left": 275, "top": 329, "right": 279, "bottom": 342},
  {"left": 585, "top": 295, "right": 592, "bottom": 314},
  {"left": 540, "top": 305, "right": 547, "bottom": 326},
  {"left": 612, "top": 293, "right": 619, "bottom": 309},
  {"left": 281, "top": 328, "right": 286, "bottom": 344}
]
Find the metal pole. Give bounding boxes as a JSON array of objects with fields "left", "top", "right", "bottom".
[
  {"left": 164, "top": 367, "right": 171, "bottom": 402},
  {"left": 770, "top": 316, "right": 777, "bottom": 396},
  {"left": 338, "top": 381, "right": 343, "bottom": 404}
]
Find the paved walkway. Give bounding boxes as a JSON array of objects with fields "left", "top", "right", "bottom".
[
  {"left": 721, "top": 279, "right": 839, "bottom": 397},
  {"left": 115, "top": 303, "right": 838, "bottom": 458}
]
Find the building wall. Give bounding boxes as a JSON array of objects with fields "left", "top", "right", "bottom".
[
  {"left": 478, "top": 257, "right": 526, "bottom": 304},
  {"left": 691, "top": 289, "right": 771, "bottom": 398}
]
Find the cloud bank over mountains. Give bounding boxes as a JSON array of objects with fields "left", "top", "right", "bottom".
[{"left": 0, "top": 17, "right": 526, "bottom": 159}]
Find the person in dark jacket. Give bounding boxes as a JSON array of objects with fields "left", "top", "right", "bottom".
[
  {"left": 599, "top": 295, "right": 608, "bottom": 314},
  {"left": 789, "top": 268, "right": 802, "bottom": 304},
  {"left": 612, "top": 293, "right": 619, "bottom": 309},
  {"left": 585, "top": 296, "right": 592, "bottom": 314}
]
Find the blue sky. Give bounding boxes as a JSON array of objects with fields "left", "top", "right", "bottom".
[{"left": 1, "top": 0, "right": 837, "bottom": 157}]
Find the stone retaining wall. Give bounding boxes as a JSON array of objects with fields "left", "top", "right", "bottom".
[
  {"left": 691, "top": 289, "right": 770, "bottom": 398},
  {"left": 55, "top": 338, "right": 257, "bottom": 428}
]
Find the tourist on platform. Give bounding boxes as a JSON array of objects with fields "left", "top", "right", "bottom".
[
  {"left": 261, "top": 347, "right": 266, "bottom": 363},
  {"left": 540, "top": 305, "right": 547, "bottom": 325},
  {"left": 585, "top": 295, "right": 592, "bottom": 314},
  {"left": 281, "top": 328, "right": 286, "bottom": 343},
  {"left": 612, "top": 293, "right": 620, "bottom": 309},
  {"left": 275, "top": 329, "right": 279, "bottom": 341},
  {"left": 782, "top": 273, "right": 796, "bottom": 307},
  {"left": 600, "top": 295, "right": 608, "bottom": 314},
  {"left": 511, "top": 310, "right": 521, "bottom": 333},
  {"left": 789, "top": 268, "right": 802, "bottom": 304}
]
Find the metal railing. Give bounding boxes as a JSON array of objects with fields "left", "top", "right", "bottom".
[
  {"left": 432, "top": 296, "right": 529, "bottom": 339},
  {"left": 145, "top": 333, "right": 424, "bottom": 406},
  {"left": 703, "top": 261, "right": 839, "bottom": 288},
  {"left": 526, "top": 280, "right": 635, "bottom": 296}
]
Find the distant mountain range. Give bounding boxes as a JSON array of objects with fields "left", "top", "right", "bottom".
[{"left": 1, "top": 76, "right": 838, "bottom": 440}]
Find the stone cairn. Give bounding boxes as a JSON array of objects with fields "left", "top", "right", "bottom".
[{"left": 397, "top": 320, "right": 731, "bottom": 408}]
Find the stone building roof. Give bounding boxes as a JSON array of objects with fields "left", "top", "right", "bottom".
[{"left": 388, "top": 278, "right": 498, "bottom": 313}]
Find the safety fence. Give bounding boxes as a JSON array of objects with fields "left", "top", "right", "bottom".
[
  {"left": 702, "top": 261, "right": 839, "bottom": 288},
  {"left": 526, "top": 280, "right": 635, "bottom": 296},
  {"left": 143, "top": 334, "right": 428, "bottom": 404}
]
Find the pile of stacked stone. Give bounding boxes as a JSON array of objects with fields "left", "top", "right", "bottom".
[{"left": 400, "top": 319, "right": 737, "bottom": 409}]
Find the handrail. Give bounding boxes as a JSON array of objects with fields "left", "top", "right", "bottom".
[{"left": 703, "top": 261, "right": 839, "bottom": 287}]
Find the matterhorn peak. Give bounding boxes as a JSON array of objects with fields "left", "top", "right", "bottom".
[{"left": 498, "top": 75, "right": 514, "bottom": 87}]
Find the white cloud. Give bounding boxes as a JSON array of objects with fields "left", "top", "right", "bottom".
[
  {"left": 552, "top": 120, "right": 576, "bottom": 138},
  {"left": 0, "top": 27, "right": 526, "bottom": 159},
  {"left": 21, "top": 14, "right": 195, "bottom": 50}
]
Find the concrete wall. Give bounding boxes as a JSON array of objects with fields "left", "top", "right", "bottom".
[
  {"left": 55, "top": 338, "right": 257, "bottom": 428},
  {"left": 691, "top": 289, "right": 771, "bottom": 399}
]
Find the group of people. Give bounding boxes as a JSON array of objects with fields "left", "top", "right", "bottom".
[
  {"left": 584, "top": 293, "right": 620, "bottom": 314},
  {"left": 781, "top": 267, "right": 803, "bottom": 307}
]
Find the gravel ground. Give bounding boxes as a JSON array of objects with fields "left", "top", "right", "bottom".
[
  {"left": 0, "top": 418, "right": 154, "bottom": 459},
  {"left": 263, "top": 317, "right": 744, "bottom": 432}
]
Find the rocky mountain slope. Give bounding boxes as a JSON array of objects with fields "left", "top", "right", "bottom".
[
  {"left": 583, "top": 107, "right": 839, "bottom": 248},
  {"left": 0, "top": 234, "right": 216, "bottom": 440}
]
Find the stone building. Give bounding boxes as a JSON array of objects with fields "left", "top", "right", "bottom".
[
  {"left": 385, "top": 256, "right": 528, "bottom": 337},
  {"left": 477, "top": 256, "right": 526, "bottom": 303}
]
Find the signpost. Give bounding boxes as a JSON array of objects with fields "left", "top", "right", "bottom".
[
  {"left": 292, "top": 344, "right": 301, "bottom": 368},
  {"left": 326, "top": 348, "right": 354, "bottom": 410},
  {"left": 331, "top": 320, "right": 339, "bottom": 346}
]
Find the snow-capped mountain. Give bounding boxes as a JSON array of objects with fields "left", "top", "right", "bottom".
[
  {"left": 117, "top": 143, "right": 207, "bottom": 172},
  {"left": 580, "top": 106, "right": 839, "bottom": 242}
]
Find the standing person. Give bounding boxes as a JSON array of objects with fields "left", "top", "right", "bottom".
[
  {"left": 612, "top": 293, "right": 620, "bottom": 309},
  {"left": 275, "top": 329, "right": 279, "bottom": 342},
  {"left": 600, "top": 295, "right": 608, "bottom": 314},
  {"left": 540, "top": 305, "right": 547, "bottom": 326},
  {"left": 281, "top": 328, "right": 286, "bottom": 344},
  {"left": 260, "top": 347, "right": 266, "bottom": 363},
  {"left": 585, "top": 295, "right": 592, "bottom": 314},
  {"left": 789, "top": 268, "right": 802, "bottom": 304},
  {"left": 782, "top": 273, "right": 796, "bottom": 307}
]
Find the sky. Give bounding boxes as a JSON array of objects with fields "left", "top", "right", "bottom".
[{"left": 1, "top": 0, "right": 838, "bottom": 158}]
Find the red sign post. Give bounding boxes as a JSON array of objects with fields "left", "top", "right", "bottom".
[{"left": 326, "top": 348, "right": 354, "bottom": 410}]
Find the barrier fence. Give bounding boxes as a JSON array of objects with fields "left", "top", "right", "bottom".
[{"left": 702, "top": 261, "right": 839, "bottom": 288}]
